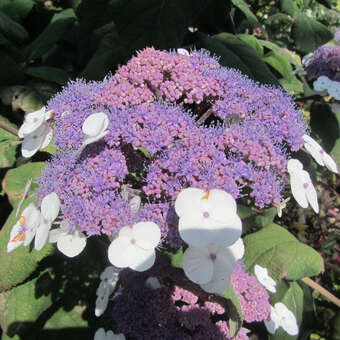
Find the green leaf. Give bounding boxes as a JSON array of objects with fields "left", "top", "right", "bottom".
[
  {"left": 23, "top": 66, "right": 69, "bottom": 85},
  {"left": 292, "top": 13, "right": 333, "bottom": 53},
  {"left": 243, "top": 223, "right": 324, "bottom": 281},
  {"left": 332, "top": 311, "right": 340, "bottom": 340},
  {"left": 238, "top": 34, "right": 264, "bottom": 56},
  {"left": 310, "top": 102, "right": 339, "bottom": 152},
  {"left": 279, "top": 76, "right": 304, "bottom": 94},
  {"left": 0, "top": 52, "right": 25, "bottom": 85},
  {"left": 269, "top": 281, "right": 303, "bottom": 340},
  {"left": 0, "top": 116, "right": 19, "bottom": 168},
  {"left": 231, "top": 0, "right": 260, "bottom": 28},
  {"left": 197, "top": 32, "right": 280, "bottom": 86},
  {"left": 264, "top": 51, "right": 293, "bottom": 80},
  {"left": 0, "top": 0, "right": 34, "bottom": 22},
  {"left": 112, "top": 0, "right": 212, "bottom": 54},
  {"left": 254, "top": 207, "right": 277, "bottom": 227},
  {"left": 166, "top": 247, "right": 183, "bottom": 269},
  {"left": 0, "top": 199, "right": 54, "bottom": 292},
  {"left": 2, "top": 162, "right": 45, "bottom": 207},
  {"left": 0, "top": 269, "right": 53, "bottom": 336},
  {"left": 11, "top": 86, "right": 44, "bottom": 113},
  {"left": 24, "top": 10, "right": 76, "bottom": 61},
  {"left": 280, "top": 0, "right": 299, "bottom": 16},
  {"left": 0, "top": 10, "right": 29, "bottom": 42},
  {"left": 220, "top": 284, "right": 243, "bottom": 337}
]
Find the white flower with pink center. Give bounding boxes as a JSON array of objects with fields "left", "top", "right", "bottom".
[
  {"left": 108, "top": 222, "right": 161, "bottom": 272},
  {"left": 175, "top": 188, "right": 242, "bottom": 247}
]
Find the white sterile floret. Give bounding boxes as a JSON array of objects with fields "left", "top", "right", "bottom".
[
  {"left": 100, "top": 266, "right": 120, "bottom": 284},
  {"left": 328, "top": 80, "right": 340, "bottom": 100},
  {"left": 303, "top": 134, "right": 338, "bottom": 173},
  {"left": 48, "top": 220, "right": 87, "bottom": 257},
  {"left": 275, "top": 197, "right": 290, "bottom": 218},
  {"left": 35, "top": 192, "right": 60, "bottom": 251},
  {"left": 264, "top": 303, "right": 299, "bottom": 336},
  {"left": 7, "top": 203, "right": 41, "bottom": 253},
  {"left": 82, "top": 112, "right": 109, "bottom": 147},
  {"left": 21, "top": 124, "right": 53, "bottom": 158},
  {"left": 18, "top": 106, "right": 54, "bottom": 138},
  {"left": 175, "top": 188, "right": 242, "bottom": 247},
  {"left": 313, "top": 76, "right": 331, "bottom": 92},
  {"left": 108, "top": 222, "right": 161, "bottom": 272},
  {"left": 145, "top": 276, "right": 161, "bottom": 290},
  {"left": 182, "top": 238, "right": 244, "bottom": 294},
  {"left": 254, "top": 265, "right": 277, "bottom": 293},
  {"left": 331, "top": 103, "right": 340, "bottom": 113},
  {"left": 177, "top": 48, "right": 190, "bottom": 56},
  {"left": 287, "top": 159, "right": 319, "bottom": 213},
  {"left": 94, "top": 328, "right": 126, "bottom": 340}
]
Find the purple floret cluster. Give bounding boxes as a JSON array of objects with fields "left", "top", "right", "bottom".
[
  {"left": 38, "top": 47, "right": 307, "bottom": 237},
  {"left": 305, "top": 45, "right": 340, "bottom": 81},
  {"left": 111, "top": 258, "right": 257, "bottom": 340}
]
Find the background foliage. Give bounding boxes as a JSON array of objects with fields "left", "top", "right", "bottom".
[{"left": 0, "top": 0, "right": 339, "bottom": 339}]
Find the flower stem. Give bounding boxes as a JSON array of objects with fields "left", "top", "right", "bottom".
[
  {"left": 197, "top": 108, "right": 213, "bottom": 125},
  {"left": 0, "top": 121, "right": 18, "bottom": 136},
  {"left": 301, "top": 277, "right": 340, "bottom": 307}
]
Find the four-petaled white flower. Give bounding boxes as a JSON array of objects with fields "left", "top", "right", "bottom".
[
  {"left": 82, "top": 112, "right": 109, "bottom": 148},
  {"left": 264, "top": 303, "right": 299, "bottom": 336},
  {"left": 177, "top": 48, "right": 190, "bottom": 56},
  {"left": 303, "top": 134, "right": 338, "bottom": 174},
  {"left": 175, "top": 188, "right": 242, "bottom": 247},
  {"left": 328, "top": 80, "right": 340, "bottom": 100},
  {"left": 313, "top": 76, "right": 331, "bottom": 92},
  {"left": 108, "top": 222, "right": 161, "bottom": 272},
  {"left": 182, "top": 238, "right": 245, "bottom": 294},
  {"left": 94, "top": 328, "right": 125, "bottom": 340},
  {"left": 7, "top": 203, "right": 41, "bottom": 253},
  {"left": 48, "top": 220, "right": 87, "bottom": 257},
  {"left": 34, "top": 192, "right": 60, "bottom": 251},
  {"left": 287, "top": 159, "right": 319, "bottom": 213},
  {"left": 254, "top": 264, "right": 277, "bottom": 293},
  {"left": 95, "top": 266, "right": 119, "bottom": 317},
  {"left": 18, "top": 107, "right": 54, "bottom": 158}
]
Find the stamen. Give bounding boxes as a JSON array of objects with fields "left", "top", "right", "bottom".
[
  {"left": 19, "top": 216, "right": 26, "bottom": 226},
  {"left": 202, "top": 190, "right": 210, "bottom": 200}
]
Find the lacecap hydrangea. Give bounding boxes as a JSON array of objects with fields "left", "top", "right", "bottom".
[{"left": 37, "top": 47, "right": 307, "bottom": 240}]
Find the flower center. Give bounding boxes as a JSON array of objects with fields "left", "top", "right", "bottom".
[
  {"left": 19, "top": 216, "right": 26, "bottom": 226},
  {"left": 319, "top": 149, "right": 324, "bottom": 154},
  {"left": 130, "top": 238, "right": 136, "bottom": 245},
  {"left": 303, "top": 182, "right": 309, "bottom": 189},
  {"left": 203, "top": 211, "right": 210, "bottom": 218},
  {"left": 43, "top": 218, "right": 49, "bottom": 224},
  {"left": 209, "top": 253, "right": 216, "bottom": 261}
]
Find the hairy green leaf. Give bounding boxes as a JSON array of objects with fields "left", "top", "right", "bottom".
[
  {"left": 0, "top": 0, "right": 34, "bottom": 22},
  {"left": 244, "top": 223, "right": 324, "bottom": 281},
  {"left": 24, "top": 67, "right": 70, "bottom": 85},
  {"left": 264, "top": 51, "right": 293, "bottom": 80},
  {"left": 238, "top": 34, "right": 264, "bottom": 56},
  {"left": 0, "top": 10, "right": 29, "bottom": 42},
  {"left": 231, "top": 0, "right": 260, "bottom": 28}
]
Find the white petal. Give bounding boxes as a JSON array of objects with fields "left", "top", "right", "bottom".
[
  {"left": 302, "top": 171, "right": 319, "bottom": 213},
  {"left": 48, "top": 228, "right": 66, "bottom": 243},
  {"left": 328, "top": 81, "right": 340, "bottom": 100},
  {"left": 94, "top": 328, "right": 106, "bottom": 340},
  {"left": 124, "top": 245, "right": 156, "bottom": 272},
  {"left": 7, "top": 222, "right": 24, "bottom": 253},
  {"left": 174, "top": 187, "right": 204, "bottom": 217},
  {"left": 83, "top": 130, "right": 109, "bottom": 146},
  {"left": 287, "top": 159, "right": 303, "bottom": 173},
  {"left": 21, "top": 126, "right": 47, "bottom": 158},
  {"left": 129, "top": 195, "right": 141, "bottom": 214},
  {"left": 264, "top": 319, "right": 279, "bottom": 335},
  {"left": 100, "top": 266, "right": 120, "bottom": 282},
  {"left": 205, "top": 189, "right": 237, "bottom": 220},
  {"left": 82, "top": 112, "right": 109, "bottom": 137},
  {"left": 145, "top": 277, "right": 161, "bottom": 290},
  {"left": 18, "top": 107, "right": 46, "bottom": 137},
  {"left": 254, "top": 265, "right": 277, "bottom": 293},
  {"left": 57, "top": 231, "right": 87, "bottom": 257},
  {"left": 133, "top": 221, "right": 161, "bottom": 250},
  {"left": 289, "top": 173, "right": 308, "bottom": 208},
  {"left": 40, "top": 125, "right": 53, "bottom": 149},
  {"left": 182, "top": 246, "right": 214, "bottom": 284},
  {"left": 322, "top": 152, "right": 339, "bottom": 174},
  {"left": 115, "top": 334, "right": 126, "bottom": 340},
  {"left": 108, "top": 237, "right": 132, "bottom": 268},
  {"left": 34, "top": 219, "right": 51, "bottom": 251},
  {"left": 44, "top": 109, "right": 55, "bottom": 121},
  {"left": 274, "top": 303, "right": 299, "bottom": 336},
  {"left": 41, "top": 192, "right": 60, "bottom": 222},
  {"left": 23, "top": 205, "right": 41, "bottom": 246},
  {"left": 228, "top": 238, "right": 245, "bottom": 260},
  {"left": 96, "top": 280, "right": 114, "bottom": 297},
  {"left": 177, "top": 48, "right": 190, "bottom": 56},
  {"left": 200, "top": 251, "right": 235, "bottom": 294},
  {"left": 95, "top": 294, "right": 109, "bottom": 317},
  {"left": 313, "top": 76, "right": 330, "bottom": 91}
]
